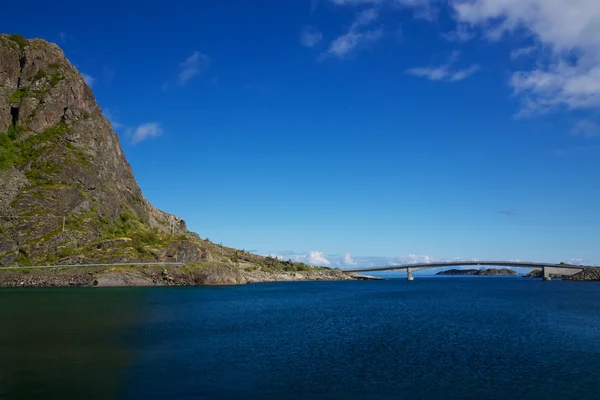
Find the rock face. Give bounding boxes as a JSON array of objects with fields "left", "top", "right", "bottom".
[
  {"left": 0, "top": 34, "right": 192, "bottom": 266},
  {"left": 563, "top": 269, "right": 600, "bottom": 281},
  {"left": 436, "top": 268, "right": 518, "bottom": 276},
  {"left": 523, "top": 269, "right": 542, "bottom": 278}
]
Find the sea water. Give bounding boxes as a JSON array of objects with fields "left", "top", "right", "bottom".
[{"left": 1, "top": 277, "right": 600, "bottom": 399}]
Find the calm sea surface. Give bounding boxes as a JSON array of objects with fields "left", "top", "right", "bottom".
[{"left": 2, "top": 277, "right": 600, "bottom": 399}]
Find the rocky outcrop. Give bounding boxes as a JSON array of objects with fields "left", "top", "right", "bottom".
[
  {"left": 563, "top": 269, "right": 600, "bottom": 281},
  {"left": 523, "top": 269, "right": 542, "bottom": 278},
  {"left": 0, "top": 34, "right": 191, "bottom": 266},
  {"left": 436, "top": 268, "right": 518, "bottom": 276},
  {"left": 522, "top": 269, "right": 570, "bottom": 279}
]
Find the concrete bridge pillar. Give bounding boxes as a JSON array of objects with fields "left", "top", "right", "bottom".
[
  {"left": 407, "top": 267, "right": 414, "bottom": 281},
  {"left": 542, "top": 267, "right": 552, "bottom": 281}
]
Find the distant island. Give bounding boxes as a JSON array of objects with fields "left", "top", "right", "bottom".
[{"left": 436, "top": 268, "right": 518, "bottom": 276}]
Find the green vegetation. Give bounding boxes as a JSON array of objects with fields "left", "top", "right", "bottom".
[
  {"left": 48, "top": 63, "right": 60, "bottom": 69},
  {"left": 49, "top": 72, "right": 64, "bottom": 87},
  {"left": 9, "top": 88, "right": 26, "bottom": 103},
  {"left": 33, "top": 70, "right": 48, "bottom": 81},
  {"left": 7, "top": 34, "right": 27, "bottom": 50},
  {"left": 7, "top": 122, "right": 17, "bottom": 141},
  {"left": 0, "top": 128, "right": 19, "bottom": 170},
  {"left": 0, "top": 120, "right": 74, "bottom": 173},
  {"left": 260, "top": 256, "right": 314, "bottom": 272}
]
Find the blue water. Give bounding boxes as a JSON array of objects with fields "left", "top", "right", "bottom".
[{"left": 2, "top": 278, "right": 600, "bottom": 399}]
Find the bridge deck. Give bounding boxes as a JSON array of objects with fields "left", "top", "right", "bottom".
[{"left": 344, "top": 261, "right": 591, "bottom": 273}]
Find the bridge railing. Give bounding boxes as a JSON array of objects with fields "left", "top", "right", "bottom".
[{"left": 344, "top": 261, "right": 589, "bottom": 273}]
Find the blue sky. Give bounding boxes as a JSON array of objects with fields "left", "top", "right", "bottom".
[{"left": 5, "top": 0, "right": 600, "bottom": 268}]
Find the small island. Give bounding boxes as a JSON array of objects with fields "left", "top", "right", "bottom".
[{"left": 436, "top": 268, "right": 518, "bottom": 276}]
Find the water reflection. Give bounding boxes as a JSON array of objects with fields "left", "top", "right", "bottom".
[{"left": 0, "top": 288, "right": 145, "bottom": 399}]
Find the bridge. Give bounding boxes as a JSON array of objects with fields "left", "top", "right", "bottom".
[{"left": 344, "top": 261, "right": 594, "bottom": 281}]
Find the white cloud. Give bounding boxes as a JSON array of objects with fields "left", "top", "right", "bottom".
[
  {"left": 403, "top": 254, "right": 433, "bottom": 264},
  {"left": 510, "top": 46, "right": 537, "bottom": 60},
  {"left": 300, "top": 26, "right": 323, "bottom": 48},
  {"left": 82, "top": 73, "right": 95, "bottom": 86},
  {"left": 451, "top": 0, "right": 600, "bottom": 115},
  {"left": 324, "top": 29, "right": 384, "bottom": 58},
  {"left": 263, "top": 252, "right": 585, "bottom": 271},
  {"left": 321, "top": 8, "right": 384, "bottom": 59},
  {"left": 568, "top": 258, "right": 598, "bottom": 266},
  {"left": 131, "top": 123, "right": 162, "bottom": 144},
  {"left": 406, "top": 51, "right": 480, "bottom": 82},
  {"left": 178, "top": 51, "right": 210, "bottom": 86},
  {"left": 343, "top": 253, "right": 357, "bottom": 265},
  {"left": 394, "top": 0, "right": 440, "bottom": 21},
  {"left": 571, "top": 119, "right": 600, "bottom": 137},
  {"left": 331, "top": 0, "right": 439, "bottom": 20},
  {"left": 351, "top": 8, "right": 379, "bottom": 29},
  {"left": 308, "top": 251, "right": 331, "bottom": 266},
  {"left": 331, "top": 0, "right": 600, "bottom": 115}
]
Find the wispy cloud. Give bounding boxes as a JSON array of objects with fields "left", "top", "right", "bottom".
[
  {"left": 300, "top": 26, "right": 323, "bottom": 48},
  {"left": 178, "top": 51, "right": 210, "bottom": 85},
  {"left": 82, "top": 73, "right": 95, "bottom": 87},
  {"left": 331, "top": 0, "right": 438, "bottom": 20},
  {"left": 406, "top": 51, "right": 480, "bottom": 82},
  {"left": 131, "top": 123, "right": 163, "bottom": 145},
  {"left": 350, "top": 8, "right": 379, "bottom": 30},
  {"left": 163, "top": 51, "right": 210, "bottom": 90},
  {"left": 571, "top": 119, "right": 600, "bottom": 138},
  {"left": 58, "top": 32, "right": 69, "bottom": 42},
  {"left": 323, "top": 29, "right": 384, "bottom": 59},
  {"left": 510, "top": 46, "right": 537, "bottom": 60},
  {"left": 499, "top": 209, "right": 518, "bottom": 217},
  {"left": 321, "top": 8, "right": 384, "bottom": 59}
]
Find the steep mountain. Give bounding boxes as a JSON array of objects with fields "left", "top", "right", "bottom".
[{"left": 0, "top": 34, "right": 217, "bottom": 266}]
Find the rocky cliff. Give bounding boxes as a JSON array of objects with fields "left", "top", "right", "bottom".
[{"left": 0, "top": 34, "right": 226, "bottom": 266}]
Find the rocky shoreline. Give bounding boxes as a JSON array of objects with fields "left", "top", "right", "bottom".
[
  {"left": 562, "top": 269, "right": 600, "bottom": 281},
  {"left": 0, "top": 264, "right": 382, "bottom": 288}
]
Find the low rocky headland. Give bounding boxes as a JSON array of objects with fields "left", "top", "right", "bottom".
[
  {"left": 436, "top": 268, "right": 518, "bottom": 276},
  {"left": 0, "top": 263, "right": 381, "bottom": 288},
  {"left": 562, "top": 269, "right": 600, "bottom": 281}
]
